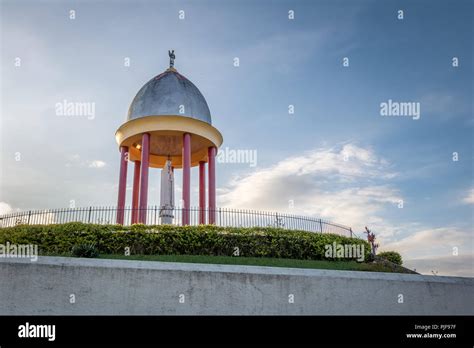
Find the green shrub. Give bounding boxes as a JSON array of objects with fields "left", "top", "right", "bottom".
[
  {"left": 0, "top": 222, "right": 370, "bottom": 261},
  {"left": 378, "top": 251, "right": 402, "bottom": 265},
  {"left": 71, "top": 243, "right": 99, "bottom": 258}
]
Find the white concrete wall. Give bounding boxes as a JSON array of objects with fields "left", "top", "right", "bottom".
[{"left": 0, "top": 257, "right": 472, "bottom": 315}]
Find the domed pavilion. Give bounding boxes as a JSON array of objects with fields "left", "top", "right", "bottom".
[{"left": 115, "top": 51, "right": 223, "bottom": 225}]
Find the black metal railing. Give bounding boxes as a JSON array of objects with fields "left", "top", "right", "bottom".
[{"left": 0, "top": 206, "right": 354, "bottom": 237}]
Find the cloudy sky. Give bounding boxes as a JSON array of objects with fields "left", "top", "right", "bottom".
[{"left": 1, "top": 0, "right": 472, "bottom": 276}]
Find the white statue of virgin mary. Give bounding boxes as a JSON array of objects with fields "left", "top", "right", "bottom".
[{"left": 159, "top": 159, "right": 175, "bottom": 224}]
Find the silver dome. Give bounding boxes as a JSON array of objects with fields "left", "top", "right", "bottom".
[{"left": 127, "top": 69, "right": 212, "bottom": 124}]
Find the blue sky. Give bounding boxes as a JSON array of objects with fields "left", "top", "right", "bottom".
[{"left": 1, "top": 0, "right": 472, "bottom": 276}]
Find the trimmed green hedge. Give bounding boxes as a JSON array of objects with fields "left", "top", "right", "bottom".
[
  {"left": 378, "top": 251, "right": 403, "bottom": 265},
  {"left": 0, "top": 222, "right": 370, "bottom": 261}
]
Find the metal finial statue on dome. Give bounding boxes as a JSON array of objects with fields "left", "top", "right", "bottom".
[{"left": 168, "top": 50, "right": 175, "bottom": 69}]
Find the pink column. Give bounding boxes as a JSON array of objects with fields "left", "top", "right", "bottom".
[
  {"left": 116, "top": 146, "right": 129, "bottom": 225},
  {"left": 131, "top": 160, "right": 141, "bottom": 224},
  {"left": 138, "top": 133, "right": 150, "bottom": 224},
  {"left": 182, "top": 133, "right": 191, "bottom": 225},
  {"left": 208, "top": 146, "right": 216, "bottom": 224},
  {"left": 199, "top": 161, "right": 206, "bottom": 224}
]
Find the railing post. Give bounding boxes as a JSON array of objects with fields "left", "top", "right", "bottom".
[
  {"left": 319, "top": 219, "right": 323, "bottom": 233},
  {"left": 88, "top": 206, "right": 92, "bottom": 223},
  {"left": 27, "top": 211, "right": 31, "bottom": 225}
]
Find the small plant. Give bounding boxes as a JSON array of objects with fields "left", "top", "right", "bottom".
[
  {"left": 71, "top": 243, "right": 99, "bottom": 258},
  {"left": 15, "top": 217, "right": 26, "bottom": 226},
  {"left": 378, "top": 251, "right": 403, "bottom": 265},
  {"left": 364, "top": 227, "right": 379, "bottom": 257}
]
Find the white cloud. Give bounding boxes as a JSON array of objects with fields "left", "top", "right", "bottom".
[
  {"left": 381, "top": 227, "right": 472, "bottom": 260},
  {"left": 65, "top": 155, "right": 106, "bottom": 169},
  {"left": 463, "top": 188, "right": 474, "bottom": 204},
  {"left": 218, "top": 144, "right": 400, "bottom": 231},
  {"left": 88, "top": 160, "right": 107, "bottom": 168},
  {"left": 0, "top": 202, "right": 14, "bottom": 215}
]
